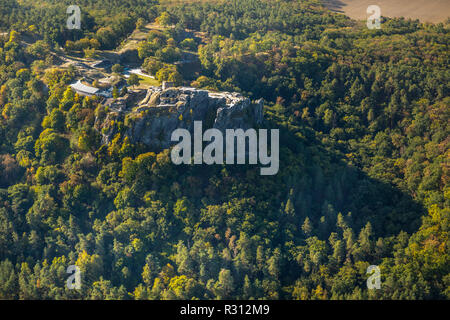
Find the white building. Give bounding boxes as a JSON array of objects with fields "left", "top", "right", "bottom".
[{"left": 70, "top": 80, "right": 99, "bottom": 96}]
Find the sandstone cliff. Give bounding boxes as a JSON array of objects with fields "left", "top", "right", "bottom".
[{"left": 96, "top": 86, "right": 264, "bottom": 150}]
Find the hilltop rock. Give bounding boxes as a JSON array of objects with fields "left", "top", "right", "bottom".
[{"left": 96, "top": 86, "right": 264, "bottom": 150}]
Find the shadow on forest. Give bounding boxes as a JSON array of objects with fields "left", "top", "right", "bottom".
[
  {"left": 119, "top": 110, "right": 425, "bottom": 240},
  {"left": 321, "top": 0, "right": 346, "bottom": 13},
  {"left": 151, "top": 113, "right": 426, "bottom": 239},
  {"left": 268, "top": 116, "right": 426, "bottom": 238}
]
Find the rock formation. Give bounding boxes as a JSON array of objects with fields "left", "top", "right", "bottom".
[{"left": 96, "top": 86, "right": 264, "bottom": 150}]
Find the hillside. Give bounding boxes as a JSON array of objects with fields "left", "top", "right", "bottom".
[{"left": 0, "top": 0, "right": 448, "bottom": 301}]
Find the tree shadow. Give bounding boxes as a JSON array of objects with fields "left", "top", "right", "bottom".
[
  {"left": 267, "top": 115, "right": 425, "bottom": 238},
  {"left": 322, "top": 0, "right": 346, "bottom": 13}
]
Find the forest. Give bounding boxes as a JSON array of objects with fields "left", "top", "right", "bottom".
[{"left": 0, "top": 0, "right": 448, "bottom": 300}]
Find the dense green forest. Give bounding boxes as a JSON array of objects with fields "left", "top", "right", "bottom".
[{"left": 0, "top": 0, "right": 448, "bottom": 299}]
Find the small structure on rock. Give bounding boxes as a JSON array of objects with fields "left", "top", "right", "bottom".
[{"left": 162, "top": 81, "right": 174, "bottom": 90}]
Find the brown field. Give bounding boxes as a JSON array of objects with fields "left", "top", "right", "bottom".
[{"left": 323, "top": 0, "right": 450, "bottom": 23}]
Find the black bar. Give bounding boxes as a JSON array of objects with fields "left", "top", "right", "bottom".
[{"left": 0, "top": 300, "right": 447, "bottom": 319}]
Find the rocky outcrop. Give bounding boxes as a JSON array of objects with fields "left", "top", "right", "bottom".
[
  {"left": 96, "top": 86, "right": 264, "bottom": 150},
  {"left": 104, "top": 89, "right": 147, "bottom": 112}
]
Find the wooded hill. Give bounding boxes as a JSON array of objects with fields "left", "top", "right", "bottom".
[{"left": 0, "top": 0, "right": 448, "bottom": 299}]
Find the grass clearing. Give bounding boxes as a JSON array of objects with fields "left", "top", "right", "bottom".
[{"left": 137, "top": 75, "right": 160, "bottom": 88}]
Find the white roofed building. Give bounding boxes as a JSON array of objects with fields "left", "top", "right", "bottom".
[{"left": 70, "top": 80, "right": 100, "bottom": 96}]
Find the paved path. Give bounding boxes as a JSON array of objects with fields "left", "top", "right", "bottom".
[{"left": 124, "top": 68, "right": 155, "bottom": 79}]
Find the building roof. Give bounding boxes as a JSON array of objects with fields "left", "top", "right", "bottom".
[{"left": 70, "top": 80, "right": 99, "bottom": 96}]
